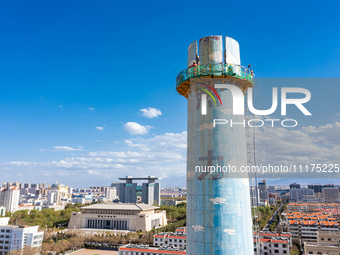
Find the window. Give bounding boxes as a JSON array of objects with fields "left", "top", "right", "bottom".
[
  {"left": 321, "top": 238, "right": 324, "bottom": 241},
  {"left": 0, "top": 230, "right": 4, "bottom": 233},
  {"left": 283, "top": 244, "right": 287, "bottom": 248},
  {"left": 0, "top": 235, "right": 3, "bottom": 238},
  {"left": 274, "top": 244, "right": 278, "bottom": 247},
  {"left": 283, "top": 251, "right": 287, "bottom": 254},
  {"left": 5, "top": 236, "right": 9, "bottom": 239},
  {"left": 328, "top": 238, "right": 331, "bottom": 241},
  {"left": 274, "top": 250, "right": 279, "bottom": 254},
  {"left": 4, "top": 241, "right": 8, "bottom": 244}
]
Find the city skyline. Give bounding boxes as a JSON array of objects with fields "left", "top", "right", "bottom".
[{"left": 1, "top": 1, "right": 340, "bottom": 187}]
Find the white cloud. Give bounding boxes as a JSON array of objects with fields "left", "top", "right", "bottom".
[
  {"left": 87, "top": 170, "right": 100, "bottom": 175},
  {"left": 88, "top": 107, "right": 95, "bottom": 110},
  {"left": 6, "top": 120, "right": 340, "bottom": 186},
  {"left": 95, "top": 126, "right": 104, "bottom": 131},
  {"left": 192, "top": 225, "right": 205, "bottom": 232},
  {"left": 253, "top": 123, "right": 340, "bottom": 176},
  {"left": 210, "top": 197, "right": 227, "bottom": 205},
  {"left": 123, "top": 122, "right": 151, "bottom": 135},
  {"left": 223, "top": 229, "right": 236, "bottom": 235},
  {"left": 125, "top": 139, "right": 150, "bottom": 151},
  {"left": 52, "top": 146, "right": 84, "bottom": 151},
  {"left": 0, "top": 131, "right": 187, "bottom": 185},
  {"left": 140, "top": 107, "right": 162, "bottom": 118}
]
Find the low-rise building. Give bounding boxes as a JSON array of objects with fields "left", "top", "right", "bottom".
[
  {"left": 0, "top": 217, "right": 43, "bottom": 254},
  {"left": 119, "top": 244, "right": 186, "bottom": 255},
  {"left": 68, "top": 203, "right": 167, "bottom": 232},
  {"left": 253, "top": 232, "right": 291, "bottom": 255},
  {"left": 154, "top": 232, "right": 186, "bottom": 248},
  {"left": 254, "top": 238, "right": 290, "bottom": 255}
]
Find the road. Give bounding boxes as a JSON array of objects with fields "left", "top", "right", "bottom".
[{"left": 263, "top": 202, "right": 285, "bottom": 231}]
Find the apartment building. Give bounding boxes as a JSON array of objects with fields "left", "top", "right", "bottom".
[
  {"left": 154, "top": 233, "right": 186, "bottom": 248},
  {"left": 288, "top": 219, "right": 339, "bottom": 242},
  {"left": 253, "top": 232, "right": 291, "bottom": 255},
  {"left": 0, "top": 217, "right": 43, "bottom": 254},
  {"left": 304, "top": 231, "right": 340, "bottom": 255},
  {"left": 254, "top": 238, "right": 290, "bottom": 255},
  {"left": 0, "top": 188, "right": 20, "bottom": 213}
]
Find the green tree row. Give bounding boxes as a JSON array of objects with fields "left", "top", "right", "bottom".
[{"left": 6, "top": 203, "right": 82, "bottom": 228}]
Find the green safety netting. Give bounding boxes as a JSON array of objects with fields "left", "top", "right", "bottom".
[{"left": 176, "top": 63, "right": 254, "bottom": 88}]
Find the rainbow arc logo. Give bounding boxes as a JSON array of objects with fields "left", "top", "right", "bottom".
[
  {"left": 198, "top": 82, "right": 222, "bottom": 106},
  {"left": 198, "top": 83, "right": 222, "bottom": 115}
]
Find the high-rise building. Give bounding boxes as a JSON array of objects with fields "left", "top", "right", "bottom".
[
  {"left": 268, "top": 186, "right": 275, "bottom": 193},
  {"left": 38, "top": 183, "right": 47, "bottom": 189},
  {"left": 176, "top": 35, "right": 254, "bottom": 254},
  {"left": 114, "top": 176, "right": 161, "bottom": 204},
  {"left": 290, "top": 188, "right": 314, "bottom": 201},
  {"left": 290, "top": 183, "right": 301, "bottom": 189},
  {"left": 12, "top": 182, "right": 21, "bottom": 188},
  {"left": 142, "top": 181, "right": 160, "bottom": 206},
  {"left": 117, "top": 177, "right": 137, "bottom": 203},
  {"left": 47, "top": 182, "right": 69, "bottom": 205},
  {"left": 259, "top": 180, "right": 267, "bottom": 192},
  {"left": 105, "top": 187, "right": 118, "bottom": 201},
  {"left": 24, "top": 183, "right": 31, "bottom": 189},
  {"left": 308, "top": 184, "right": 322, "bottom": 193},
  {"left": 111, "top": 182, "right": 124, "bottom": 200},
  {"left": 0, "top": 188, "right": 20, "bottom": 212},
  {"left": 2, "top": 182, "right": 11, "bottom": 189},
  {"left": 322, "top": 187, "right": 340, "bottom": 202}
]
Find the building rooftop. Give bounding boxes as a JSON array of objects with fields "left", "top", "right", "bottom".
[
  {"left": 120, "top": 244, "right": 186, "bottom": 254},
  {"left": 118, "top": 176, "right": 160, "bottom": 181},
  {"left": 80, "top": 203, "right": 160, "bottom": 211}
]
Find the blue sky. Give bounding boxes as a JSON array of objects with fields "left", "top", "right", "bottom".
[{"left": 1, "top": 0, "right": 340, "bottom": 187}]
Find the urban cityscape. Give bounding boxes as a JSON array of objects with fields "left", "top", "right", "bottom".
[
  {"left": 2, "top": 179, "right": 340, "bottom": 254},
  {"left": 1, "top": 1, "right": 340, "bottom": 255}
]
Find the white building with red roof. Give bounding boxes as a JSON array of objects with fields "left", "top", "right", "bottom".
[{"left": 118, "top": 244, "right": 186, "bottom": 255}]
